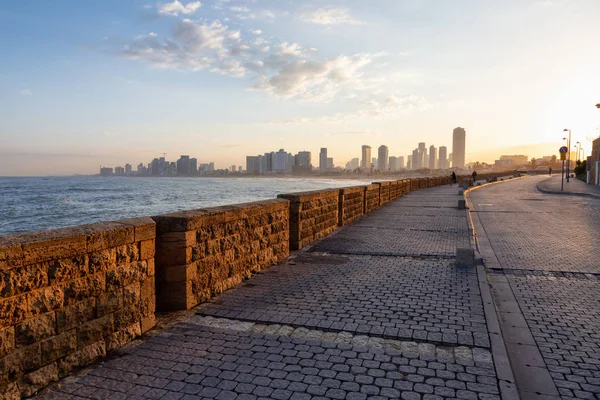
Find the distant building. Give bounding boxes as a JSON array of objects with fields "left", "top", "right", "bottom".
[
  {"left": 274, "top": 149, "right": 291, "bottom": 172},
  {"left": 100, "top": 167, "right": 113, "bottom": 176},
  {"left": 429, "top": 145, "right": 437, "bottom": 170},
  {"left": 372, "top": 158, "right": 377, "bottom": 168},
  {"left": 399, "top": 156, "right": 405, "bottom": 169},
  {"left": 389, "top": 156, "right": 398, "bottom": 171},
  {"left": 319, "top": 148, "right": 328, "bottom": 173},
  {"left": 407, "top": 155, "right": 413, "bottom": 170},
  {"left": 411, "top": 149, "right": 420, "bottom": 170},
  {"left": 190, "top": 158, "right": 198, "bottom": 175},
  {"left": 115, "top": 166, "right": 125, "bottom": 176},
  {"left": 327, "top": 157, "right": 334, "bottom": 169},
  {"left": 361, "top": 145, "right": 371, "bottom": 169},
  {"left": 499, "top": 155, "right": 528, "bottom": 166},
  {"left": 378, "top": 145, "right": 389, "bottom": 171},
  {"left": 177, "top": 155, "right": 191, "bottom": 176},
  {"left": 230, "top": 165, "right": 236, "bottom": 173},
  {"left": 125, "top": 164, "right": 132, "bottom": 175},
  {"left": 438, "top": 146, "right": 448, "bottom": 169},
  {"left": 295, "top": 151, "right": 312, "bottom": 168},
  {"left": 346, "top": 158, "right": 359, "bottom": 170},
  {"left": 452, "top": 127, "right": 466, "bottom": 169},
  {"left": 246, "top": 156, "right": 260, "bottom": 174}
]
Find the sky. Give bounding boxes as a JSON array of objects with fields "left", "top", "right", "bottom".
[{"left": 1, "top": 0, "right": 599, "bottom": 176}]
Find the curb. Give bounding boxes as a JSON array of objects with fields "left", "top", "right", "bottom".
[
  {"left": 536, "top": 177, "right": 600, "bottom": 199},
  {"left": 463, "top": 178, "right": 522, "bottom": 400}
]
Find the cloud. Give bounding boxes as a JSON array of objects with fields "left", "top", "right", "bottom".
[
  {"left": 158, "top": 1, "right": 201, "bottom": 16},
  {"left": 299, "top": 8, "right": 364, "bottom": 25},
  {"left": 269, "top": 94, "right": 430, "bottom": 124},
  {"left": 20, "top": 89, "right": 32, "bottom": 96}
]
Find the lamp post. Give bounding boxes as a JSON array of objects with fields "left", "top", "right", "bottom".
[
  {"left": 576, "top": 141, "right": 581, "bottom": 164},
  {"left": 563, "top": 128, "right": 571, "bottom": 182}
]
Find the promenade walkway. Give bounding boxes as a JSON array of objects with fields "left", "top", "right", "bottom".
[
  {"left": 38, "top": 184, "right": 506, "bottom": 400},
  {"left": 537, "top": 175, "right": 600, "bottom": 199}
]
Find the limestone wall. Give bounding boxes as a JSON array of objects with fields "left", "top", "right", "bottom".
[
  {"left": 338, "top": 187, "right": 365, "bottom": 227},
  {"left": 0, "top": 218, "right": 156, "bottom": 398},
  {"left": 153, "top": 200, "right": 289, "bottom": 311},
  {"left": 373, "top": 182, "right": 391, "bottom": 205},
  {"left": 278, "top": 190, "right": 338, "bottom": 250},
  {"left": 389, "top": 181, "right": 401, "bottom": 200},
  {"left": 364, "top": 184, "right": 381, "bottom": 214}
]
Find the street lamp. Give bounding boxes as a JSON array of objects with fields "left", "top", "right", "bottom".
[
  {"left": 563, "top": 128, "right": 571, "bottom": 182},
  {"left": 576, "top": 141, "right": 581, "bottom": 163}
]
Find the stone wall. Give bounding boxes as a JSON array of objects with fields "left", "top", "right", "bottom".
[
  {"left": 278, "top": 190, "right": 338, "bottom": 251},
  {"left": 373, "top": 182, "right": 391, "bottom": 205},
  {"left": 338, "top": 187, "right": 365, "bottom": 227},
  {"left": 0, "top": 218, "right": 156, "bottom": 398},
  {"left": 153, "top": 200, "right": 289, "bottom": 311},
  {"left": 389, "top": 181, "right": 401, "bottom": 200},
  {"left": 364, "top": 184, "right": 381, "bottom": 214}
]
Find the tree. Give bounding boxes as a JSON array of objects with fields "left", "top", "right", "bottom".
[{"left": 531, "top": 158, "right": 537, "bottom": 168}]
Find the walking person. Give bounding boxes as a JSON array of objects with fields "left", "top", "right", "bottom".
[
  {"left": 471, "top": 170, "right": 477, "bottom": 186},
  {"left": 451, "top": 171, "right": 457, "bottom": 184},
  {"left": 549, "top": 167, "right": 552, "bottom": 176}
]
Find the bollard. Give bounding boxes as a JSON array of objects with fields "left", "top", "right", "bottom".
[
  {"left": 458, "top": 190, "right": 464, "bottom": 195},
  {"left": 458, "top": 199, "right": 467, "bottom": 209},
  {"left": 456, "top": 248, "right": 475, "bottom": 268}
]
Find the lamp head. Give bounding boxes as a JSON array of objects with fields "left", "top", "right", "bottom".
[{"left": 563, "top": 128, "right": 569, "bottom": 132}]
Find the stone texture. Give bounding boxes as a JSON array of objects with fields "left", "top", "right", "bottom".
[
  {"left": 154, "top": 199, "right": 290, "bottom": 311},
  {"left": 338, "top": 187, "right": 365, "bottom": 227},
  {"left": 0, "top": 218, "right": 156, "bottom": 398}
]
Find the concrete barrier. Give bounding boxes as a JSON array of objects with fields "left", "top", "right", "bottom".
[
  {"left": 153, "top": 200, "right": 289, "bottom": 310},
  {"left": 0, "top": 218, "right": 156, "bottom": 397}
]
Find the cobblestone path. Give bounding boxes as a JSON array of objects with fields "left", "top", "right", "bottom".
[
  {"left": 38, "top": 185, "right": 506, "bottom": 400},
  {"left": 470, "top": 177, "right": 600, "bottom": 399}
]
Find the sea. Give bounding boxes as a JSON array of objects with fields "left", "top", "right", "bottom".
[{"left": 0, "top": 176, "right": 381, "bottom": 236}]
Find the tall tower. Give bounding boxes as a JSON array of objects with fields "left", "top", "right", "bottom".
[
  {"left": 429, "top": 145, "right": 437, "bottom": 169},
  {"left": 361, "top": 145, "right": 372, "bottom": 169},
  {"left": 452, "top": 127, "right": 466, "bottom": 169},
  {"left": 439, "top": 146, "right": 448, "bottom": 169},
  {"left": 378, "top": 145, "right": 389, "bottom": 171},
  {"left": 319, "top": 148, "right": 328, "bottom": 173}
]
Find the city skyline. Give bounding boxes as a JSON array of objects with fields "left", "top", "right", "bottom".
[{"left": 1, "top": 1, "right": 600, "bottom": 176}]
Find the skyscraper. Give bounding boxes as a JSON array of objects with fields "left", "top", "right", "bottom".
[
  {"left": 411, "top": 149, "right": 420, "bottom": 170},
  {"left": 429, "top": 145, "right": 437, "bottom": 170},
  {"left": 438, "top": 146, "right": 448, "bottom": 169},
  {"left": 319, "top": 148, "right": 328, "bottom": 173},
  {"left": 361, "top": 145, "right": 371, "bottom": 169},
  {"left": 389, "top": 156, "right": 398, "bottom": 171},
  {"left": 295, "top": 151, "right": 312, "bottom": 168},
  {"left": 378, "top": 145, "right": 389, "bottom": 171},
  {"left": 399, "top": 156, "right": 405, "bottom": 169},
  {"left": 452, "top": 127, "right": 466, "bottom": 169}
]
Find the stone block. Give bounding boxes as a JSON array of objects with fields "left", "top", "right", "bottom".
[
  {"left": 0, "top": 263, "right": 48, "bottom": 298},
  {"left": 139, "top": 239, "right": 155, "bottom": 261},
  {"left": 458, "top": 200, "right": 467, "bottom": 209},
  {"left": 140, "top": 315, "right": 156, "bottom": 334},
  {"left": 18, "top": 228, "right": 87, "bottom": 265},
  {"left": 113, "top": 305, "right": 141, "bottom": 330},
  {"left": 140, "top": 277, "right": 154, "bottom": 300},
  {"left": 0, "top": 328, "right": 14, "bottom": 358},
  {"left": 115, "top": 243, "right": 139, "bottom": 264},
  {"left": 63, "top": 274, "right": 105, "bottom": 306},
  {"left": 0, "top": 236, "right": 23, "bottom": 271},
  {"left": 56, "top": 298, "right": 95, "bottom": 333},
  {"left": 18, "top": 361, "right": 59, "bottom": 397},
  {"left": 47, "top": 255, "right": 88, "bottom": 284},
  {"left": 77, "top": 314, "right": 114, "bottom": 349},
  {"left": 123, "top": 282, "right": 141, "bottom": 307},
  {"left": 88, "top": 248, "right": 116, "bottom": 274},
  {"left": 106, "top": 262, "right": 141, "bottom": 288},
  {"left": 57, "top": 340, "right": 106, "bottom": 377},
  {"left": 40, "top": 330, "right": 77, "bottom": 364},
  {"left": 83, "top": 222, "right": 134, "bottom": 252},
  {"left": 27, "top": 286, "right": 64, "bottom": 318},
  {"left": 0, "top": 295, "right": 29, "bottom": 329},
  {"left": 0, "top": 382, "right": 19, "bottom": 399},
  {"left": 15, "top": 313, "right": 56, "bottom": 348},
  {"left": 118, "top": 217, "right": 156, "bottom": 242},
  {"left": 456, "top": 248, "right": 475, "bottom": 268},
  {"left": 96, "top": 290, "right": 123, "bottom": 317},
  {"left": 105, "top": 323, "right": 140, "bottom": 353}
]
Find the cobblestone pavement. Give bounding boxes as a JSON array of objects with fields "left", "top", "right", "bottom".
[
  {"left": 470, "top": 177, "right": 600, "bottom": 399},
  {"left": 38, "top": 185, "right": 502, "bottom": 400},
  {"left": 311, "top": 187, "right": 471, "bottom": 258},
  {"left": 469, "top": 176, "right": 600, "bottom": 273}
]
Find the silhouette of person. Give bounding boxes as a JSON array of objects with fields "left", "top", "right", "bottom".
[
  {"left": 549, "top": 167, "right": 552, "bottom": 176},
  {"left": 451, "top": 171, "right": 457, "bottom": 184},
  {"left": 472, "top": 171, "right": 477, "bottom": 182}
]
